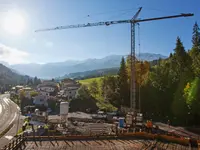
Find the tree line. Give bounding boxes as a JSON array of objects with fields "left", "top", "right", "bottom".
[
  {"left": 26, "top": 76, "right": 41, "bottom": 86},
  {"left": 88, "top": 22, "right": 200, "bottom": 126}
]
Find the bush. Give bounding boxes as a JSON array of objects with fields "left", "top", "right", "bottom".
[
  {"left": 30, "top": 91, "right": 39, "bottom": 97},
  {"left": 69, "top": 97, "right": 98, "bottom": 113}
]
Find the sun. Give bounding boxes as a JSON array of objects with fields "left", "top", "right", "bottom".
[{"left": 3, "top": 12, "right": 25, "bottom": 35}]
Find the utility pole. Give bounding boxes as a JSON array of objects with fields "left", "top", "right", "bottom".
[{"left": 35, "top": 8, "right": 193, "bottom": 114}]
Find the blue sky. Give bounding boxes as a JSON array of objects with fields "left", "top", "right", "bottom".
[{"left": 0, "top": 0, "right": 199, "bottom": 64}]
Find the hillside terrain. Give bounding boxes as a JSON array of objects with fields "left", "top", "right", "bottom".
[
  {"left": 79, "top": 77, "right": 103, "bottom": 86},
  {"left": 0, "top": 63, "right": 29, "bottom": 87},
  {"left": 60, "top": 67, "right": 119, "bottom": 80}
]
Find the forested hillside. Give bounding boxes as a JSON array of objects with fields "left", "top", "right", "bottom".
[
  {"left": 61, "top": 67, "right": 119, "bottom": 80},
  {"left": 82, "top": 22, "right": 200, "bottom": 126},
  {"left": 0, "top": 64, "right": 28, "bottom": 86}
]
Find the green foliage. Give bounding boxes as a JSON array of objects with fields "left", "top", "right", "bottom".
[
  {"left": 69, "top": 85, "right": 98, "bottom": 112},
  {"left": 79, "top": 76, "right": 118, "bottom": 111},
  {"left": 89, "top": 80, "right": 99, "bottom": 96},
  {"left": 79, "top": 77, "right": 102, "bottom": 86},
  {"left": 171, "top": 74, "right": 188, "bottom": 119},
  {"left": 192, "top": 53, "right": 200, "bottom": 77},
  {"left": 19, "top": 90, "right": 25, "bottom": 100},
  {"left": 173, "top": 37, "right": 192, "bottom": 74},
  {"left": 184, "top": 77, "right": 200, "bottom": 115},
  {"left": 190, "top": 22, "right": 200, "bottom": 77},
  {"left": 30, "top": 91, "right": 39, "bottom": 97},
  {"left": 140, "top": 25, "right": 200, "bottom": 125},
  {"left": 33, "top": 76, "right": 41, "bottom": 85},
  {"left": 26, "top": 78, "right": 33, "bottom": 86},
  {"left": 192, "top": 22, "right": 200, "bottom": 49},
  {"left": 100, "top": 75, "right": 120, "bottom": 108},
  {"left": 76, "top": 85, "right": 91, "bottom": 99},
  {"left": 77, "top": 22, "right": 200, "bottom": 125},
  {"left": 118, "top": 57, "right": 129, "bottom": 106}
]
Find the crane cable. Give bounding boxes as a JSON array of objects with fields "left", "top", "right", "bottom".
[{"left": 137, "top": 23, "right": 141, "bottom": 113}]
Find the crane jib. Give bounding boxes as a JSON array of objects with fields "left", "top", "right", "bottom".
[
  {"left": 35, "top": 20, "right": 131, "bottom": 32},
  {"left": 35, "top": 13, "right": 193, "bottom": 32},
  {"left": 133, "top": 13, "right": 194, "bottom": 23}
]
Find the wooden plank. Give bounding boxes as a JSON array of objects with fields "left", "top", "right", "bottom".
[
  {"left": 115, "top": 139, "right": 126, "bottom": 145},
  {"left": 65, "top": 141, "right": 73, "bottom": 147},
  {"left": 80, "top": 140, "right": 88, "bottom": 146},
  {"left": 94, "top": 140, "right": 103, "bottom": 145}
]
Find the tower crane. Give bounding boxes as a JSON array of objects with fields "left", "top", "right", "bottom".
[{"left": 35, "top": 7, "right": 193, "bottom": 114}]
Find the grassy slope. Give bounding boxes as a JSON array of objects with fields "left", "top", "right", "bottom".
[
  {"left": 79, "top": 77, "right": 117, "bottom": 111},
  {"left": 79, "top": 77, "right": 103, "bottom": 86}
]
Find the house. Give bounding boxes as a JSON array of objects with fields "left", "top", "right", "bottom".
[
  {"left": 23, "top": 87, "right": 32, "bottom": 99},
  {"left": 37, "top": 81, "right": 60, "bottom": 97},
  {"left": 58, "top": 79, "right": 80, "bottom": 99},
  {"left": 11, "top": 85, "right": 23, "bottom": 94},
  {"left": 33, "top": 94, "right": 48, "bottom": 107},
  {"left": 11, "top": 86, "right": 33, "bottom": 99}
]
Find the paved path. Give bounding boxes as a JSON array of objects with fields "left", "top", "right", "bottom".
[{"left": 0, "top": 94, "right": 22, "bottom": 149}]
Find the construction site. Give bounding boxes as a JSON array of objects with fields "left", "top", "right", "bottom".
[
  {"left": 1, "top": 108, "right": 200, "bottom": 150},
  {"left": 1, "top": 7, "right": 200, "bottom": 150}
]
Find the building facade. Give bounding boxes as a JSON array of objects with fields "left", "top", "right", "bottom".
[{"left": 58, "top": 79, "right": 80, "bottom": 99}]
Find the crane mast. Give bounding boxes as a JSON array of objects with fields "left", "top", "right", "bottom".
[
  {"left": 130, "top": 7, "right": 142, "bottom": 111},
  {"left": 130, "top": 22, "right": 136, "bottom": 111},
  {"left": 35, "top": 8, "right": 193, "bottom": 114}
]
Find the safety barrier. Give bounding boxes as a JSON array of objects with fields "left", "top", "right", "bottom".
[
  {"left": 1, "top": 134, "right": 26, "bottom": 150},
  {"left": 2, "top": 131, "right": 199, "bottom": 149}
]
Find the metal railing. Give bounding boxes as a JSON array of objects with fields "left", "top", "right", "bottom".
[{"left": 1, "top": 134, "right": 26, "bottom": 150}]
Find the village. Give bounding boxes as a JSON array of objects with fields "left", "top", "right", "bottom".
[
  {"left": 10, "top": 78, "right": 81, "bottom": 115},
  {"left": 8, "top": 78, "right": 146, "bottom": 138}
]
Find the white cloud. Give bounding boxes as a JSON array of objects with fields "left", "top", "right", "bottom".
[
  {"left": 45, "top": 41, "right": 53, "bottom": 47},
  {"left": 0, "top": 43, "right": 29, "bottom": 64}
]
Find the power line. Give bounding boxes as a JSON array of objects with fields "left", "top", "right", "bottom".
[
  {"left": 72, "top": 7, "right": 140, "bottom": 23},
  {"left": 144, "top": 7, "right": 181, "bottom": 15},
  {"left": 87, "top": 7, "right": 139, "bottom": 17}
]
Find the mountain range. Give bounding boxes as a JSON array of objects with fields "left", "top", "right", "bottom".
[{"left": 8, "top": 53, "right": 167, "bottom": 79}]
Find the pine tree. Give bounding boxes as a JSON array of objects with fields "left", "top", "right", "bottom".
[
  {"left": 190, "top": 22, "right": 200, "bottom": 77},
  {"left": 174, "top": 37, "right": 192, "bottom": 73},
  {"left": 34, "top": 76, "right": 38, "bottom": 85},
  {"left": 118, "top": 57, "right": 129, "bottom": 107},
  {"left": 169, "top": 53, "right": 173, "bottom": 58},
  {"left": 192, "top": 22, "right": 200, "bottom": 49}
]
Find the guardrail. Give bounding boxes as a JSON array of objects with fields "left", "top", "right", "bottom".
[{"left": 1, "top": 134, "right": 25, "bottom": 150}]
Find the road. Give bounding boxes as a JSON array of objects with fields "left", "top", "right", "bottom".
[{"left": 0, "top": 94, "right": 22, "bottom": 148}]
